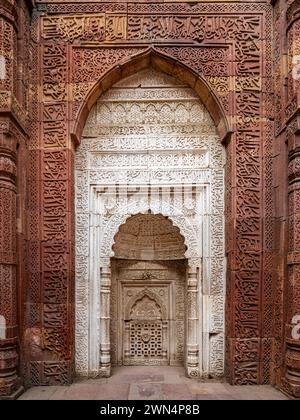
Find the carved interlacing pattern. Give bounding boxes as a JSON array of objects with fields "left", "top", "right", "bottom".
[
  {"left": 129, "top": 321, "right": 163, "bottom": 358},
  {"left": 30, "top": 30, "right": 74, "bottom": 385},
  {"left": 39, "top": 43, "right": 71, "bottom": 362}
]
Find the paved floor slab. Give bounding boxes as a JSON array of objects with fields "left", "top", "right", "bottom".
[{"left": 18, "top": 366, "right": 289, "bottom": 400}]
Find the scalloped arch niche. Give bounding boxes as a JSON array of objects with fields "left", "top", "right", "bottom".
[{"left": 75, "top": 68, "right": 226, "bottom": 378}]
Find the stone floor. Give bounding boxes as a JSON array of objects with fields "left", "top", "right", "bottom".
[{"left": 19, "top": 366, "right": 289, "bottom": 400}]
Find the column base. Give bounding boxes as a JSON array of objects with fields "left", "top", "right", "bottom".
[
  {"left": 284, "top": 340, "right": 300, "bottom": 398},
  {"left": 186, "top": 366, "right": 200, "bottom": 378},
  {"left": 285, "top": 373, "right": 300, "bottom": 398},
  {"left": 99, "top": 365, "right": 111, "bottom": 378},
  {"left": 281, "top": 376, "right": 300, "bottom": 399},
  {"left": 0, "top": 338, "right": 22, "bottom": 399},
  {"left": 288, "top": 384, "right": 300, "bottom": 398},
  {"left": 0, "top": 386, "right": 24, "bottom": 400}
]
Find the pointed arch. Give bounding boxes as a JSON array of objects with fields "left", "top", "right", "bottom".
[
  {"left": 99, "top": 207, "right": 201, "bottom": 260},
  {"left": 71, "top": 48, "right": 232, "bottom": 145},
  {"left": 74, "top": 62, "right": 226, "bottom": 378},
  {"left": 125, "top": 288, "right": 168, "bottom": 320}
]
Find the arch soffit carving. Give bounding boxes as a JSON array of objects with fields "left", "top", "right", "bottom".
[
  {"left": 112, "top": 213, "right": 187, "bottom": 260},
  {"left": 71, "top": 48, "right": 232, "bottom": 145},
  {"left": 100, "top": 207, "right": 200, "bottom": 261}
]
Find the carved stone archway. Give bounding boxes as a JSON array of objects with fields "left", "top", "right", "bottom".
[
  {"left": 71, "top": 48, "right": 232, "bottom": 144},
  {"left": 111, "top": 214, "right": 187, "bottom": 368},
  {"left": 75, "top": 68, "right": 225, "bottom": 378}
]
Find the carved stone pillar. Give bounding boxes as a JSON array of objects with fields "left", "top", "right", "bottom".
[
  {"left": 0, "top": 138, "right": 23, "bottom": 399},
  {"left": 99, "top": 266, "right": 111, "bottom": 377},
  {"left": 186, "top": 268, "right": 199, "bottom": 377},
  {"left": 162, "top": 320, "right": 168, "bottom": 360},
  {"left": 123, "top": 322, "right": 130, "bottom": 360}
]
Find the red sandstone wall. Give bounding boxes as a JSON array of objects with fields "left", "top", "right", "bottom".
[{"left": 0, "top": 0, "right": 31, "bottom": 399}]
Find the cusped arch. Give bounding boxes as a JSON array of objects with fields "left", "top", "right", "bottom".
[
  {"left": 130, "top": 295, "right": 162, "bottom": 320},
  {"left": 99, "top": 205, "right": 201, "bottom": 261},
  {"left": 112, "top": 213, "right": 187, "bottom": 260},
  {"left": 125, "top": 288, "right": 168, "bottom": 320},
  {"left": 71, "top": 48, "right": 232, "bottom": 145}
]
